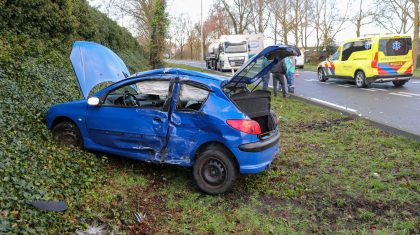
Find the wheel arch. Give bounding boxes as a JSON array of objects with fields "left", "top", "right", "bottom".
[
  {"left": 193, "top": 141, "right": 240, "bottom": 171},
  {"left": 51, "top": 116, "right": 78, "bottom": 129},
  {"left": 354, "top": 68, "right": 365, "bottom": 79}
]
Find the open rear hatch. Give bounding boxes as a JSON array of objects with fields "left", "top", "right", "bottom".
[
  {"left": 223, "top": 45, "right": 300, "bottom": 136},
  {"left": 230, "top": 90, "right": 277, "bottom": 136}
]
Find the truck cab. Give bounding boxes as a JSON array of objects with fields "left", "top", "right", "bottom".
[{"left": 217, "top": 35, "right": 249, "bottom": 72}]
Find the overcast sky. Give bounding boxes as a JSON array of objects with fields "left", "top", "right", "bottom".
[{"left": 89, "top": 0, "right": 407, "bottom": 47}]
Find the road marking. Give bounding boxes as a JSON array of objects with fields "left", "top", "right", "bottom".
[
  {"left": 304, "top": 78, "right": 317, "bottom": 82},
  {"left": 369, "top": 88, "right": 387, "bottom": 91},
  {"left": 360, "top": 88, "right": 376, "bottom": 92},
  {"left": 337, "top": 84, "right": 351, "bottom": 87},
  {"left": 309, "top": 98, "right": 358, "bottom": 113},
  {"left": 389, "top": 92, "right": 412, "bottom": 97},
  {"left": 325, "top": 82, "right": 335, "bottom": 84},
  {"left": 397, "top": 92, "right": 420, "bottom": 97}
]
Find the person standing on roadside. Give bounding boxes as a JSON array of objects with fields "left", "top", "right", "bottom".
[
  {"left": 270, "top": 56, "right": 287, "bottom": 98},
  {"left": 285, "top": 56, "right": 296, "bottom": 93},
  {"left": 262, "top": 58, "right": 270, "bottom": 90}
]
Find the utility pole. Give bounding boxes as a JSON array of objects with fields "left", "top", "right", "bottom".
[{"left": 201, "top": 0, "right": 204, "bottom": 68}]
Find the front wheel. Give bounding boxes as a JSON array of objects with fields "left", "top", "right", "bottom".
[
  {"left": 318, "top": 68, "right": 327, "bottom": 82},
  {"left": 193, "top": 146, "right": 238, "bottom": 194},
  {"left": 355, "top": 71, "right": 367, "bottom": 88},
  {"left": 52, "top": 121, "right": 83, "bottom": 148},
  {"left": 392, "top": 80, "right": 408, "bottom": 87}
]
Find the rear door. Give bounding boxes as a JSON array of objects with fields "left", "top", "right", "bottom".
[
  {"left": 164, "top": 82, "right": 211, "bottom": 164},
  {"left": 377, "top": 37, "right": 413, "bottom": 75}
]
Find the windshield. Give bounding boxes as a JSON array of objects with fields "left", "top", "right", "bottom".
[{"left": 225, "top": 42, "right": 248, "bottom": 53}]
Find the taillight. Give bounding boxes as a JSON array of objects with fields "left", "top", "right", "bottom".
[
  {"left": 371, "top": 52, "right": 378, "bottom": 68},
  {"left": 227, "top": 119, "right": 261, "bottom": 135}
]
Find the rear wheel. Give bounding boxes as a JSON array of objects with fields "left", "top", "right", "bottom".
[
  {"left": 392, "top": 80, "right": 407, "bottom": 87},
  {"left": 318, "top": 68, "right": 327, "bottom": 82},
  {"left": 355, "top": 71, "right": 367, "bottom": 88},
  {"left": 52, "top": 121, "right": 83, "bottom": 148},
  {"left": 193, "top": 145, "right": 238, "bottom": 194}
]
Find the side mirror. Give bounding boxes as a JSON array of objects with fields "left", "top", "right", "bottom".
[{"left": 87, "top": 97, "right": 100, "bottom": 106}]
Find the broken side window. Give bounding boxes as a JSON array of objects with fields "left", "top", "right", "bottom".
[{"left": 176, "top": 84, "right": 210, "bottom": 111}]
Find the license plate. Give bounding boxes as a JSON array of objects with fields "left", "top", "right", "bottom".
[{"left": 389, "top": 62, "right": 404, "bottom": 66}]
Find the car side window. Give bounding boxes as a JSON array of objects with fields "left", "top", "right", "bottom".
[
  {"left": 341, "top": 40, "right": 372, "bottom": 61},
  {"left": 176, "top": 84, "right": 210, "bottom": 111},
  {"left": 330, "top": 51, "right": 340, "bottom": 61},
  {"left": 341, "top": 42, "right": 353, "bottom": 61},
  {"left": 104, "top": 80, "right": 170, "bottom": 109}
]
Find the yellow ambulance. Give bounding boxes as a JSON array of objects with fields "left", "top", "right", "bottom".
[{"left": 318, "top": 34, "right": 413, "bottom": 88}]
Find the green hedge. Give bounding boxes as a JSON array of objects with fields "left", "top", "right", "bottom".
[{"left": 0, "top": 0, "right": 147, "bottom": 233}]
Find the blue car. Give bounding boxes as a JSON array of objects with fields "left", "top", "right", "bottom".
[{"left": 46, "top": 41, "right": 300, "bottom": 194}]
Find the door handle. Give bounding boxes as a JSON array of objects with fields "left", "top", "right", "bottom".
[{"left": 153, "top": 117, "right": 162, "bottom": 122}]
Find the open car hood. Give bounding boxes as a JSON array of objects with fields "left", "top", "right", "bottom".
[
  {"left": 225, "top": 45, "right": 301, "bottom": 85},
  {"left": 70, "top": 41, "right": 130, "bottom": 99}
]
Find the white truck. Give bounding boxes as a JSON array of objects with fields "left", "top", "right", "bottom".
[{"left": 205, "top": 34, "right": 264, "bottom": 72}]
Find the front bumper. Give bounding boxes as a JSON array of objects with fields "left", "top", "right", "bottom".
[
  {"left": 369, "top": 74, "right": 412, "bottom": 83},
  {"left": 233, "top": 131, "right": 280, "bottom": 174}
]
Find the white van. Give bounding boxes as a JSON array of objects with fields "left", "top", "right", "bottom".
[{"left": 295, "top": 50, "right": 305, "bottom": 68}]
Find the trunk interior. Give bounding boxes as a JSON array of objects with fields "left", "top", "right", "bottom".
[{"left": 229, "top": 90, "right": 276, "bottom": 135}]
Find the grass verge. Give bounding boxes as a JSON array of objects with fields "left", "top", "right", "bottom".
[{"left": 78, "top": 63, "right": 419, "bottom": 233}]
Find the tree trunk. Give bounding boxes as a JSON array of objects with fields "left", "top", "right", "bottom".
[
  {"left": 282, "top": 0, "right": 288, "bottom": 44},
  {"left": 413, "top": 0, "right": 419, "bottom": 68},
  {"left": 295, "top": 0, "right": 299, "bottom": 46},
  {"left": 356, "top": 0, "right": 363, "bottom": 37}
]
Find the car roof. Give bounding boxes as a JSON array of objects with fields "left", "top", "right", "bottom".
[
  {"left": 342, "top": 34, "right": 411, "bottom": 44},
  {"left": 132, "top": 68, "right": 230, "bottom": 88}
]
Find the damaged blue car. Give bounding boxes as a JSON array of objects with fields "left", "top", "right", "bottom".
[{"left": 46, "top": 41, "right": 300, "bottom": 194}]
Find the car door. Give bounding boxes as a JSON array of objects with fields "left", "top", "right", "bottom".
[
  {"left": 85, "top": 79, "right": 173, "bottom": 160},
  {"left": 164, "top": 82, "right": 211, "bottom": 164}
]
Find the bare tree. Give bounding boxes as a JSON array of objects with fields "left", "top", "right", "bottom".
[
  {"left": 321, "top": 0, "right": 350, "bottom": 49},
  {"left": 313, "top": 0, "right": 323, "bottom": 49},
  {"left": 250, "top": 0, "right": 272, "bottom": 33},
  {"left": 412, "top": 0, "right": 419, "bottom": 67},
  {"left": 173, "top": 14, "right": 191, "bottom": 59},
  {"left": 352, "top": 0, "right": 374, "bottom": 37},
  {"left": 374, "top": 0, "right": 413, "bottom": 34},
  {"left": 220, "top": 0, "right": 254, "bottom": 34},
  {"left": 268, "top": 0, "right": 293, "bottom": 44},
  {"left": 299, "top": 0, "right": 314, "bottom": 48}
]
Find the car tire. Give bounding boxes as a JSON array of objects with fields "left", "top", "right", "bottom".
[
  {"left": 193, "top": 145, "right": 238, "bottom": 194},
  {"left": 318, "top": 68, "right": 327, "bottom": 82},
  {"left": 355, "top": 70, "right": 367, "bottom": 88},
  {"left": 392, "top": 80, "right": 407, "bottom": 87},
  {"left": 52, "top": 121, "right": 83, "bottom": 148}
]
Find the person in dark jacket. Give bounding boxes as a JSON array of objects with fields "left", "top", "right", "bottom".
[
  {"left": 270, "top": 57, "right": 287, "bottom": 98},
  {"left": 318, "top": 49, "right": 329, "bottom": 62},
  {"left": 262, "top": 58, "right": 270, "bottom": 90}
]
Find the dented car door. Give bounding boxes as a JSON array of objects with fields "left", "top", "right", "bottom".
[{"left": 85, "top": 79, "right": 174, "bottom": 160}]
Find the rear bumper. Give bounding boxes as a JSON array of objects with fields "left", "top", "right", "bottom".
[
  {"left": 233, "top": 131, "right": 280, "bottom": 174},
  {"left": 369, "top": 74, "right": 412, "bottom": 83},
  {"left": 239, "top": 131, "right": 280, "bottom": 152}
]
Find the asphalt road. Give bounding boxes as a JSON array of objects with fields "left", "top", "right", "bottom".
[{"left": 169, "top": 60, "right": 420, "bottom": 136}]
